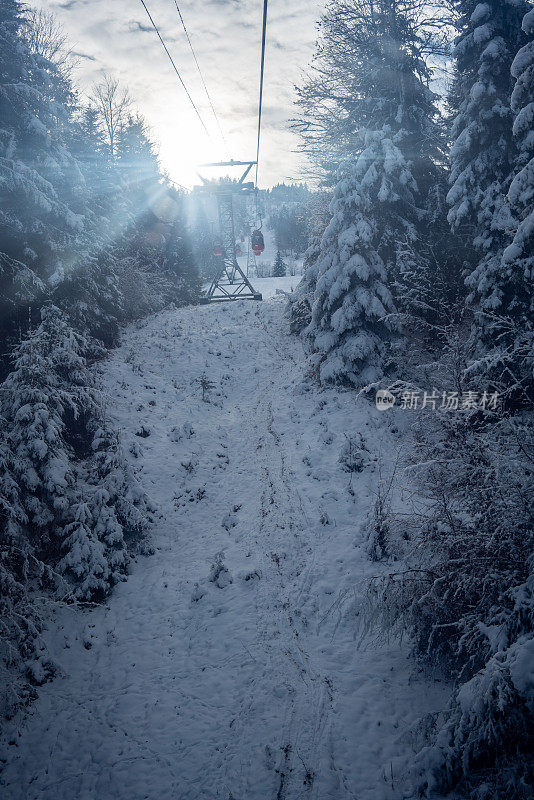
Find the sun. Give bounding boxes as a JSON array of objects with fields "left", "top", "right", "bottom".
[{"left": 152, "top": 105, "right": 224, "bottom": 189}]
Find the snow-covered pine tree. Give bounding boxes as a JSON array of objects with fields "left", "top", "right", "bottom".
[
  {"left": 309, "top": 137, "right": 401, "bottom": 385},
  {"left": 272, "top": 250, "right": 286, "bottom": 277},
  {"left": 0, "top": 0, "right": 85, "bottom": 315},
  {"left": 58, "top": 497, "right": 110, "bottom": 600},
  {"left": 190, "top": 202, "right": 216, "bottom": 279},
  {"left": 163, "top": 189, "right": 202, "bottom": 306},
  {"left": 507, "top": 6, "right": 534, "bottom": 270},
  {"left": 501, "top": 5, "right": 534, "bottom": 396},
  {"left": 448, "top": 0, "right": 531, "bottom": 384},
  {"left": 89, "top": 425, "right": 152, "bottom": 557},
  {"left": 294, "top": 0, "right": 451, "bottom": 185},
  {"left": 307, "top": 0, "right": 443, "bottom": 385},
  {"left": 288, "top": 190, "right": 331, "bottom": 334},
  {"left": 0, "top": 307, "right": 93, "bottom": 559},
  {"left": 0, "top": 432, "right": 45, "bottom": 722},
  {"left": 0, "top": 304, "right": 149, "bottom": 606}
]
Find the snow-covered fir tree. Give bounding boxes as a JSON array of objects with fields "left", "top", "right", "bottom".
[
  {"left": 309, "top": 135, "right": 406, "bottom": 385},
  {"left": 448, "top": 1, "right": 530, "bottom": 368},
  {"left": 0, "top": 0, "right": 84, "bottom": 359},
  {"left": 507, "top": 6, "right": 534, "bottom": 270},
  {"left": 307, "top": 0, "right": 444, "bottom": 385},
  {"left": 1, "top": 308, "right": 84, "bottom": 559},
  {"left": 272, "top": 250, "right": 286, "bottom": 277},
  {"left": 190, "top": 202, "right": 216, "bottom": 279},
  {"left": 0, "top": 306, "right": 148, "bottom": 608},
  {"left": 294, "top": 0, "right": 451, "bottom": 184},
  {"left": 500, "top": 5, "right": 534, "bottom": 395},
  {"left": 288, "top": 190, "right": 332, "bottom": 334},
  {"left": 89, "top": 424, "right": 151, "bottom": 555},
  {"left": 58, "top": 497, "right": 110, "bottom": 600}
]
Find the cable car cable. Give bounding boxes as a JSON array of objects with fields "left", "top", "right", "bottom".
[
  {"left": 172, "top": 0, "right": 230, "bottom": 157},
  {"left": 254, "top": 0, "right": 269, "bottom": 190},
  {"left": 138, "top": 0, "right": 213, "bottom": 141}
]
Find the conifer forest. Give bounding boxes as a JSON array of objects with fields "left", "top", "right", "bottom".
[{"left": 0, "top": 1, "right": 533, "bottom": 798}]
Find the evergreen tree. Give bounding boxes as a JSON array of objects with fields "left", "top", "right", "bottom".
[
  {"left": 294, "top": 0, "right": 451, "bottom": 183},
  {"left": 507, "top": 7, "right": 534, "bottom": 271},
  {"left": 1, "top": 307, "right": 93, "bottom": 557},
  {"left": 0, "top": 0, "right": 86, "bottom": 358},
  {"left": 307, "top": 0, "right": 443, "bottom": 385},
  {"left": 58, "top": 498, "right": 110, "bottom": 600},
  {"left": 89, "top": 425, "right": 151, "bottom": 554},
  {"left": 162, "top": 190, "right": 201, "bottom": 305},
  {"left": 190, "top": 202, "right": 216, "bottom": 279},
  {"left": 288, "top": 191, "right": 332, "bottom": 335},
  {"left": 310, "top": 137, "right": 402, "bottom": 385},
  {"left": 0, "top": 306, "right": 146, "bottom": 604},
  {"left": 265, "top": 184, "right": 311, "bottom": 259},
  {"left": 447, "top": 1, "right": 530, "bottom": 351},
  {"left": 499, "top": 5, "right": 534, "bottom": 396},
  {"left": 272, "top": 250, "right": 287, "bottom": 277}
]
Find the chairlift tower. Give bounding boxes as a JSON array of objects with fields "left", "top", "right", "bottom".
[{"left": 196, "top": 161, "right": 262, "bottom": 303}]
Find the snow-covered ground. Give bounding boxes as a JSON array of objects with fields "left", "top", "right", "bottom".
[
  {"left": 242, "top": 274, "right": 301, "bottom": 297},
  {"left": 1, "top": 288, "right": 447, "bottom": 800}
]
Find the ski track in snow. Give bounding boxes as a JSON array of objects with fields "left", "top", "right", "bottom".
[{"left": 1, "top": 279, "right": 446, "bottom": 800}]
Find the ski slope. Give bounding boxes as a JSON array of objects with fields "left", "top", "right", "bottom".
[{"left": 1, "top": 286, "right": 446, "bottom": 800}]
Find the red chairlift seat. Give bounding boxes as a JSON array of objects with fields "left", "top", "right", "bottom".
[
  {"left": 235, "top": 244, "right": 242, "bottom": 256},
  {"left": 251, "top": 229, "right": 265, "bottom": 256},
  {"left": 213, "top": 244, "right": 223, "bottom": 257}
]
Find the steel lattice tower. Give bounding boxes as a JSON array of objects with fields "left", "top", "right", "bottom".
[{"left": 196, "top": 161, "right": 262, "bottom": 304}]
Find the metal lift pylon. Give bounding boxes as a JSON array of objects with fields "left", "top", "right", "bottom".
[{"left": 196, "top": 160, "right": 262, "bottom": 304}]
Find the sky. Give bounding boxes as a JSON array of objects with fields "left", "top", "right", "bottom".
[{"left": 37, "top": 0, "right": 323, "bottom": 188}]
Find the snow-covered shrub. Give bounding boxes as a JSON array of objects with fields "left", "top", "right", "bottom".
[
  {"left": 338, "top": 433, "right": 371, "bottom": 474},
  {"left": 370, "top": 412, "right": 534, "bottom": 796},
  {"left": 410, "top": 634, "right": 534, "bottom": 799},
  {"left": 288, "top": 294, "right": 312, "bottom": 336}
]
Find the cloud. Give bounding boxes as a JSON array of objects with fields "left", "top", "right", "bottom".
[
  {"left": 71, "top": 50, "right": 96, "bottom": 61},
  {"left": 42, "top": 0, "right": 323, "bottom": 187},
  {"left": 127, "top": 20, "right": 154, "bottom": 34}
]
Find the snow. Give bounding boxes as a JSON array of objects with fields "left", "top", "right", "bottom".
[
  {"left": 523, "top": 8, "right": 534, "bottom": 34},
  {"left": 0, "top": 289, "right": 447, "bottom": 799},
  {"left": 508, "top": 635, "right": 534, "bottom": 696},
  {"left": 243, "top": 274, "right": 301, "bottom": 298},
  {"left": 470, "top": 3, "right": 490, "bottom": 25}
]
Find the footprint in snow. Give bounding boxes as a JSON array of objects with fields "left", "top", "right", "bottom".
[
  {"left": 209, "top": 553, "right": 233, "bottom": 589},
  {"left": 221, "top": 504, "right": 242, "bottom": 530}
]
